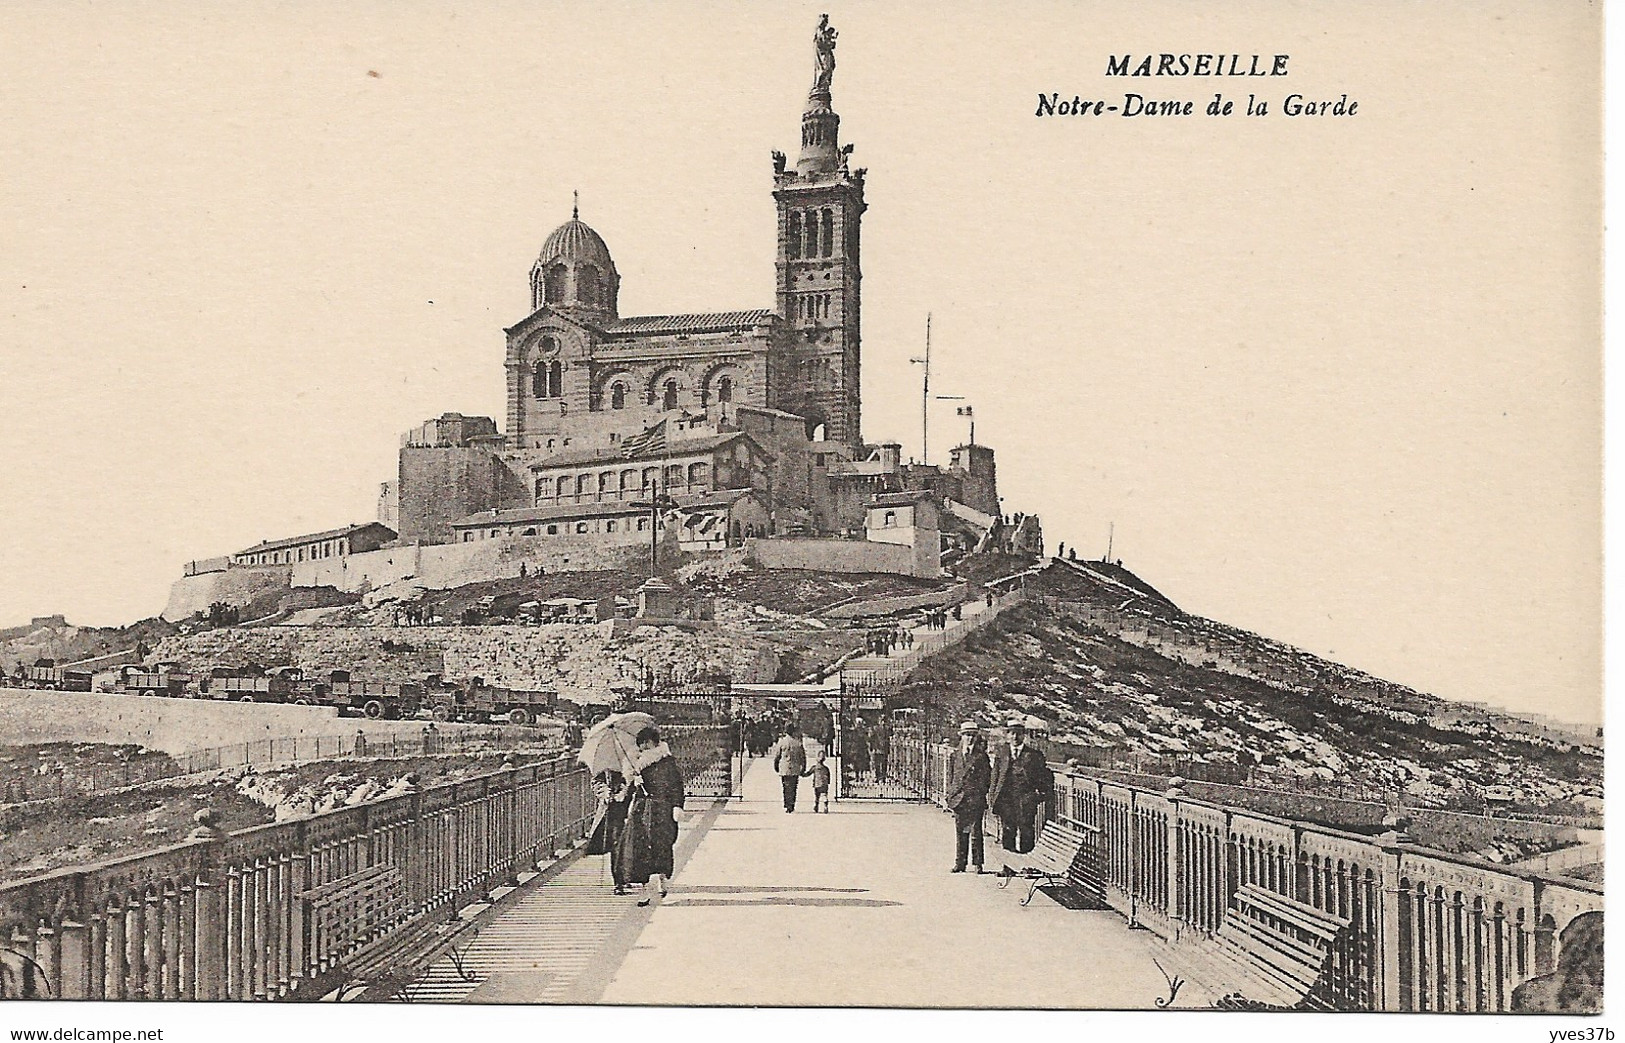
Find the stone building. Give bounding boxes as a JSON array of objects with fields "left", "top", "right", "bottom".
[{"left": 334, "top": 21, "right": 1018, "bottom": 565}]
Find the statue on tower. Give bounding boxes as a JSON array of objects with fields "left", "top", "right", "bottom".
[{"left": 811, "top": 14, "right": 837, "bottom": 93}]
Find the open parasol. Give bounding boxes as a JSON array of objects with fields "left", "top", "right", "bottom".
[{"left": 577, "top": 711, "right": 656, "bottom": 778}]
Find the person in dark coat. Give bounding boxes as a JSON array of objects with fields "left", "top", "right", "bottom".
[
  {"left": 1005, "top": 721, "right": 1051, "bottom": 854},
  {"left": 592, "top": 769, "right": 633, "bottom": 894},
  {"left": 988, "top": 723, "right": 1015, "bottom": 850},
  {"left": 845, "top": 717, "right": 870, "bottom": 783},
  {"left": 619, "top": 727, "right": 686, "bottom": 905},
  {"left": 945, "top": 721, "right": 991, "bottom": 873},
  {"left": 869, "top": 715, "right": 891, "bottom": 783}
]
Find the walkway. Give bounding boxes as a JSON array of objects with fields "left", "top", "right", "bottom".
[{"left": 409, "top": 757, "right": 1212, "bottom": 1008}]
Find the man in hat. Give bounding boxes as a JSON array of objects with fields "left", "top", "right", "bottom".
[
  {"left": 987, "top": 716, "right": 1017, "bottom": 850},
  {"left": 1006, "top": 718, "right": 1051, "bottom": 854},
  {"left": 944, "top": 721, "right": 991, "bottom": 872}
]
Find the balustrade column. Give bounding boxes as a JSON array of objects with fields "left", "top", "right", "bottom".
[
  {"left": 58, "top": 918, "right": 90, "bottom": 999},
  {"left": 1378, "top": 826, "right": 1407, "bottom": 1011}
]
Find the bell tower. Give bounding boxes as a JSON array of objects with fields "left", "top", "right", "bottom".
[{"left": 772, "top": 14, "right": 865, "bottom": 451}]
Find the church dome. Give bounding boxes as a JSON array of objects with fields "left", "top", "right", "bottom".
[
  {"left": 538, "top": 215, "right": 614, "bottom": 269},
  {"left": 530, "top": 203, "right": 620, "bottom": 318}
]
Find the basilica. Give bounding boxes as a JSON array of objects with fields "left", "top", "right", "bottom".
[{"left": 192, "top": 18, "right": 1034, "bottom": 605}]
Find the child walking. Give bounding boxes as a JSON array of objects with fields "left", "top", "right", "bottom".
[{"left": 811, "top": 750, "right": 831, "bottom": 812}]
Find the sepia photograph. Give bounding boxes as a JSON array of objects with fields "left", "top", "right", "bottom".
[{"left": 0, "top": 0, "right": 1605, "bottom": 1030}]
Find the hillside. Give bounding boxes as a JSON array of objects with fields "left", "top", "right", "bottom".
[{"left": 904, "top": 598, "right": 1600, "bottom": 820}]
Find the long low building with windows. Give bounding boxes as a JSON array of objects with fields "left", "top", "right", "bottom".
[
  {"left": 232, "top": 522, "right": 397, "bottom": 567},
  {"left": 450, "top": 488, "right": 769, "bottom": 551}
]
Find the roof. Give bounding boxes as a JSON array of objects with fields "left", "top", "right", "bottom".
[
  {"left": 235, "top": 523, "right": 395, "bottom": 556},
  {"left": 866, "top": 491, "right": 935, "bottom": 509},
  {"left": 536, "top": 215, "right": 614, "bottom": 269},
  {"left": 451, "top": 501, "right": 648, "bottom": 529},
  {"left": 528, "top": 431, "right": 756, "bottom": 471},
  {"left": 597, "top": 310, "right": 775, "bottom": 336},
  {"left": 674, "top": 487, "right": 758, "bottom": 511}
]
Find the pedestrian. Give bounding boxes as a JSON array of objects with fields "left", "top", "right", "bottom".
[
  {"left": 988, "top": 721, "right": 1014, "bottom": 850},
  {"left": 519, "top": 562, "right": 527, "bottom": 579},
  {"left": 870, "top": 714, "right": 890, "bottom": 783},
  {"left": 945, "top": 722, "right": 991, "bottom": 872},
  {"left": 810, "top": 749, "right": 831, "bottom": 812},
  {"left": 619, "top": 726, "right": 686, "bottom": 905},
  {"left": 1005, "top": 720, "right": 1051, "bottom": 854},
  {"left": 769, "top": 723, "right": 809, "bottom": 812},
  {"left": 952, "top": 603, "right": 962, "bottom": 622},
  {"left": 986, "top": 591, "right": 994, "bottom": 608},
  {"left": 845, "top": 716, "right": 870, "bottom": 784},
  {"left": 423, "top": 721, "right": 439, "bottom": 755},
  {"left": 591, "top": 768, "right": 633, "bottom": 894},
  {"left": 353, "top": 729, "right": 368, "bottom": 758}
]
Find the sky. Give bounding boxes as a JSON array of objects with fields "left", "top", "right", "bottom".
[{"left": 0, "top": 2, "right": 1601, "bottom": 725}]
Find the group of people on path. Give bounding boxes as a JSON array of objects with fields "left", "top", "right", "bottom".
[
  {"left": 589, "top": 725, "right": 687, "bottom": 906},
  {"left": 863, "top": 627, "right": 912, "bottom": 657},
  {"left": 919, "top": 604, "right": 961, "bottom": 631},
  {"left": 942, "top": 717, "right": 1052, "bottom": 873},
  {"left": 766, "top": 722, "right": 832, "bottom": 813}
]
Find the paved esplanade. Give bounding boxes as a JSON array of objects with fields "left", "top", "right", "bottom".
[{"left": 402, "top": 757, "right": 1212, "bottom": 1008}]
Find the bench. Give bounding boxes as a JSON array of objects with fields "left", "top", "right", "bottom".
[
  {"left": 1211, "top": 884, "right": 1352, "bottom": 1009},
  {"left": 997, "top": 820, "right": 1104, "bottom": 907},
  {"left": 298, "top": 865, "right": 476, "bottom": 1002}
]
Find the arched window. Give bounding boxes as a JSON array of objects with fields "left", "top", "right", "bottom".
[
  {"left": 610, "top": 382, "right": 627, "bottom": 409},
  {"left": 580, "top": 265, "right": 600, "bottom": 306},
  {"left": 717, "top": 375, "right": 733, "bottom": 403},
  {"left": 662, "top": 378, "right": 679, "bottom": 411},
  {"left": 533, "top": 361, "right": 547, "bottom": 398},
  {"left": 805, "top": 211, "right": 819, "bottom": 257},
  {"left": 535, "top": 477, "right": 553, "bottom": 502},
  {"left": 666, "top": 464, "right": 684, "bottom": 488},
  {"left": 811, "top": 422, "right": 828, "bottom": 442},
  {"left": 544, "top": 265, "right": 566, "bottom": 303},
  {"left": 884, "top": 510, "right": 897, "bottom": 528},
  {"left": 620, "top": 469, "right": 636, "bottom": 495},
  {"left": 576, "top": 522, "right": 590, "bottom": 534},
  {"left": 821, "top": 210, "right": 834, "bottom": 257},
  {"left": 547, "top": 360, "right": 563, "bottom": 399},
  {"left": 688, "top": 462, "right": 710, "bottom": 488},
  {"left": 598, "top": 472, "right": 614, "bottom": 497},
  {"left": 786, "top": 213, "right": 802, "bottom": 260},
  {"left": 642, "top": 467, "right": 659, "bottom": 491}
]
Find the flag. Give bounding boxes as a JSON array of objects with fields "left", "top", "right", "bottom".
[{"left": 620, "top": 419, "right": 669, "bottom": 458}]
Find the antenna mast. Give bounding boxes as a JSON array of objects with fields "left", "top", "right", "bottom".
[
  {"left": 910, "top": 313, "right": 932, "bottom": 464},
  {"left": 1105, "top": 522, "right": 1114, "bottom": 563}
]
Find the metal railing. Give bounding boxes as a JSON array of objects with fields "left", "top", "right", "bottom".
[
  {"left": 886, "top": 739, "right": 1602, "bottom": 1012},
  {"left": 0, "top": 755, "right": 594, "bottom": 1000}
]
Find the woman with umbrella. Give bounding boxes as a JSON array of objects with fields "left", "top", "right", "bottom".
[
  {"left": 579, "top": 713, "right": 687, "bottom": 905},
  {"left": 622, "top": 725, "right": 686, "bottom": 905}
]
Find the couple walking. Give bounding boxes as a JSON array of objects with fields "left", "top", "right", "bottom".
[
  {"left": 590, "top": 725, "right": 687, "bottom": 906},
  {"left": 943, "top": 718, "right": 1051, "bottom": 872},
  {"left": 768, "top": 723, "right": 830, "bottom": 812}
]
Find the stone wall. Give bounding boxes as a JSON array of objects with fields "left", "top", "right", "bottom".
[
  {"left": 397, "top": 444, "right": 528, "bottom": 545},
  {"left": 291, "top": 535, "right": 645, "bottom": 593},
  {"left": 148, "top": 623, "right": 780, "bottom": 702},
  {"left": 163, "top": 566, "right": 292, "bottom": 622},
  {"left": 745, "top": 536, "right": 934, "bottom": 578},
  {"left": 0, "top": 688, "right": 434, "bottom": 755}
]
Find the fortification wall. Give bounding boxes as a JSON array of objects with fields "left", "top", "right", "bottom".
[
  {"left": 162, "top": 566, "right": 292, "bottom": 623},
  {"left": 745, "top": 537, "right": 930, "bottom": 578},
  {"left": 291, "top": 536, "right": 644, "bottom": 593}
]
